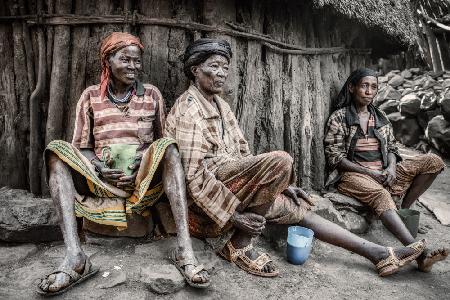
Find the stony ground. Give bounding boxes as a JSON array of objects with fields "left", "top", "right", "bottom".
[{"left": 1, "top": 160, "right": 449, "bottom": 299}]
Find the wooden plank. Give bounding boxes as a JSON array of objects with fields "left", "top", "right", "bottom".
[{"left": 0, "top": 7, "right": 27, "bottom": 188}]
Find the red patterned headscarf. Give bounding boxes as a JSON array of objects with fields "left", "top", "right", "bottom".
[{"left": 99, "top": 32, "right": 144, "bottom": 99}]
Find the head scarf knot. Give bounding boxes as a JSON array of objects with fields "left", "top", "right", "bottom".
[
  {"left": 99, "top": 32, "right": 144, "bottom": 99},
  {"left": 333, "top": 68, "right": 379, "bottom": 111},
  {"left": 181, "top": 38, "right": 232, "bottom": 80}
]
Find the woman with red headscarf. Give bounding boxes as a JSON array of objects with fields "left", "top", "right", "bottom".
[{"left": 38, "top": 32, "right": 209, "bottom": 296}]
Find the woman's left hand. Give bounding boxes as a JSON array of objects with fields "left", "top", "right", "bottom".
[
  {"left": 117, "top": 156, "right": 142, "bottom": 191},
  {"left": 282, "top": 186, "right": 314, "bottom": 206},
  {"left": 382, "top": 165, "right": 396, "bottom": 187}
]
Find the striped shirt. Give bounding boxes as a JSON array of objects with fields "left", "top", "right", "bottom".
[
  {"left": 71, "top": 81, "right": 166, "bottom": 158},
  {"left": 353, "top": 114, "right": 383, "bottom": 170}
]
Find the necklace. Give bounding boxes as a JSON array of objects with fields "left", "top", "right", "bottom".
[{"left": 108, "top": 85, "right": 132, "bottom": 104}]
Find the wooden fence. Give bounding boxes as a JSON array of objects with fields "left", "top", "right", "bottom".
[{"left": 0, "top": 0, "right": 375, "bottom": 194}]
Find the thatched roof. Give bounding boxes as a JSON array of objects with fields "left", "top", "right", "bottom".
[{"left": 313, "top": 0, "right": 417, "bottom": 46}]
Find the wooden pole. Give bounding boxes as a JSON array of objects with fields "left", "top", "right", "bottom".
[{"left": 45, "top": 0, "right": 72, "bottom": 146}]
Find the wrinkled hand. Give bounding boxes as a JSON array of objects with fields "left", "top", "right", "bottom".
[
  {"left": 116, "top": 156, "right": 142, "bottom": 191},
  {"left": 283, "top": 186, "right": 314, "bottom": 206},
  {"left": 382, "top": 165, "right": 396, "bottom": 187},
  {"left": 97, "top": 164, "right": 126, "bottom": 187},
  {"left": 369, "top": 169, "right": 387, "bottom": 185},
  {"left": 230, "top": 211, "right": 266, "bottom": 236}
]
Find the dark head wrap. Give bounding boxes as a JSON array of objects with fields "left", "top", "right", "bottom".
[
  {"left": 333, "top": 68, "right": 379, "bottom": 111},
  {"left": 182, "top": 38, "right": 233, "bottom": 80}
]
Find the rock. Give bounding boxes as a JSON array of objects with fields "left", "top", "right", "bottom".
[
  {"left": 440, "top": 97, "right": 450, "bottom": 121},
  {"left": 420, "top": 93, "right": 438, "bottom": 111},
  {"left": 399, "top": 94, "right": 421, "bottom": 117},
  {"left": 0, "top": 244, "right": 37, "bottom": 265},
  {"left": 374, "top": 86, "right": 401, "bottom": 105},
  {"left": 426, "top": 115, "right": 450, "bottom": 156},
  {"left": 418, "top": 109, "right": 440, "bottom": 131},
  {"left": 423, "top": 78, "right": 438, "bottom": 89},
  {"left": 323, "top": 193, "right": 365, "bottom": 210},
  {"left": 410, "top": 68, "right": 421, "bottom": 74},
  {"left": 0, "top": 188, "right": 62, "bottom": 242},
  {"left": 378, "top": 76, "right": 389, "bottom": 83},
  {"left": 386, "top": 70, "right": 400, "bottom": 80},
  {"left": 388, "top": 112, "right": 422, "bottom": 146},
  {"left": 401, "top": 69, "right": 413, "bottom": 79},
  {"left": 388, "top": 75, "right": 405, "bottom": 87},
  {"left": 312, "top": 197, "right": 346, "bottom": 228},
  {"left": 379, "top": 100, "right": 399, "bottom": 115},
  {"left": 412, "top": 76, "right": 427, "bottom": 88},
  {"left": 402, "top": 88, "right": 413, "bottom": 96},
  {"left": 139, "top": 264, "right": 185, "bottom": 294},
  {"left": 428, "top": 71, "right": 445, "bottom": 79},
  {"left": 96, "top": 270, "right": 127, "bottom": 289},
  {"left": 340, "top": 210, "right": 369, "bottom": 234}
]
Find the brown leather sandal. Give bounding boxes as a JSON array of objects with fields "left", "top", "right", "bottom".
[
  {"left": 218, "top": 241, "right": 279, "bottom": 278},
  {"left": 376, "top": 247, "right": 401, "bottom": 277},
  {"left": 398, "top": 239, "right": 426, "bottom": 266}
]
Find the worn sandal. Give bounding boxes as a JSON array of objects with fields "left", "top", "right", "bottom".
[
  {"left": 169, "top": 249, "right": 210, "bottom": 289},
  {"left": 376, "top": 247, "right": 401, "bottom": 277},
  {"left": 218, "top": 241, "right": 279, "bottom": 278},
  {"left": 36, "top": 258, "right": 99, "bottom": 297},
  {"left": 398, "top": 239, "right": 426, "bottom": 266}
]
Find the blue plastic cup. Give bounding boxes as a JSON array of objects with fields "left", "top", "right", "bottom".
[{"left": 286, "top": 226, "right": 314, "bottom": 265}]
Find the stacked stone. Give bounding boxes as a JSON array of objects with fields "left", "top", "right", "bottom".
[{"left": 374, "top": 68, "right": 450, "bottom": 157}]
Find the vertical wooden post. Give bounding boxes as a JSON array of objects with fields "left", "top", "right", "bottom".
[
  {"left": 29, "top": 0, "right": 46, "bottom": 195},
  {"left": 45, "top": 0, "right": 72, "bottom": 146}
]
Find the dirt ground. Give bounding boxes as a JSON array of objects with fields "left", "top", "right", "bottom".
[{"left": 1, "top": 158, "right": 449, "bottom": 300}]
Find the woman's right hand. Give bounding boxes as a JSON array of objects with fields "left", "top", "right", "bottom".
[
  {"left": 368, "top": 169, "right": 387, "bottom": 185},
  {"left": 230, "top": 211, "right": 266, "bottom": 236}
]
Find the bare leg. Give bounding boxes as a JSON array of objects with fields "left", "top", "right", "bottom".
[
  {"left": 401, "top": 173, "right": 439, "bottom": 209},
  {"left": 299, "top": 211, "right": 419, "bottom": 265},
  {"left": 38, "top": 152, "right": 87, "bottom": 293},
  {"left": 379, "top": 209, "right": 415, "bottom": 245},
  {"left": 400, "top": 172, "right": 449, "bottom": 271},
  {"left": 162, "top": 145, "right": 208, "bottom": 284}
]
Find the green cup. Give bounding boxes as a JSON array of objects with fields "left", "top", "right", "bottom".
[
  {"left": 102, "top": 144, "right": 139, "bottom": 176},
  {"left": 397, "top": 208, "right": 420, "bottom": 238}
]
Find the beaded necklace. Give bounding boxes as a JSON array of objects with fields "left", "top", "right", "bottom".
[{"left": 108, "top": 84, "right": 132, "bottom": 104}]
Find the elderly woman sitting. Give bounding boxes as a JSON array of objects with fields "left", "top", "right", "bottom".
[
  {"left": 37, "top": 32, "right": 209, "bottom": 296},
  {"left": 324, "top": 68, "right": 448, "bottom": 273},
  {"left": 165, "top": 39, "right": 429, "bottom": 278}
]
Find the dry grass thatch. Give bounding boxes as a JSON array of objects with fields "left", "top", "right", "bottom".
[{"left": 313, "top": 0, "right": 417, "bottom": 45}]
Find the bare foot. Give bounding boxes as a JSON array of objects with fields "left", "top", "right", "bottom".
[
  {"left": 417, "top": 248, "right": 449, "bottom": 272},
  {"left": 38, "top": 252, "right": 87, "bottom": 293}
]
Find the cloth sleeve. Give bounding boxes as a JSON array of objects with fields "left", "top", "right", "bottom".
[
  {"left": 71, "top": 89, "right": 94, "bottom": 149},
  {"left": 323, "top": 112, "right": 348, "bottom": 170}
]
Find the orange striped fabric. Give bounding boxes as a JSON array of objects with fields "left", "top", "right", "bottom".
[
  {"left": 353, "top": 114, "right": 383, "bottom": 170},
  {"left": 72, "top": 82, "right": 165, "bottom": 158}
]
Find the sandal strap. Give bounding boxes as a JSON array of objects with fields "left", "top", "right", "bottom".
[
  {"left": 54, "top": 267, "right": 82, "bottom": 281},
  {"left": 184, "top": 264, "right": 206, "bottom": 279},
  {"left": 407, "top": 239, "right": 426, "bottom": 252},
  {"left": 376, "top": 247, "right": 399, "bottom": 269},
  {"left": 226, "top": 241, "right": 253, "bottom": 262}
]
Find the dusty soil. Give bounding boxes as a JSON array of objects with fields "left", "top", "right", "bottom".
[{"left": 1, "top": 158, "right": 449, "bottom": 300}]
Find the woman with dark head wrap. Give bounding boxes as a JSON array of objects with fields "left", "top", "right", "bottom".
[
  {"left": 165, "top": 41, "right": 435, "bottom": 278},
  {"left": 38, "top": 32, "right": 209, "bottom": 295},
  {"left": 324, "top": 68, "right": 448, "bottom": 274}
]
